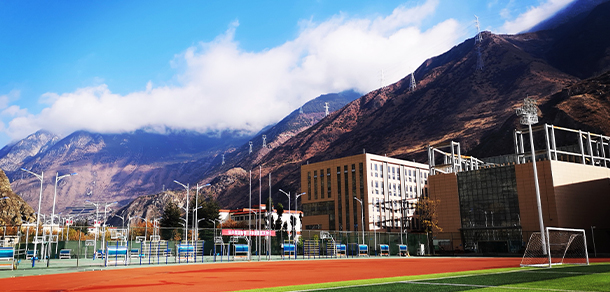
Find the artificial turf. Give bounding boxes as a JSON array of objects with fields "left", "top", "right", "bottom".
[{"left": 256, "top": 263, "right": 610, "bottom": 292}]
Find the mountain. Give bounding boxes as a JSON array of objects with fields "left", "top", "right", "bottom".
[
  {"left": 0, "top": 170, "right": 35, "bottom": 226},
  {"left": 0, "top": 130, "right": 60, "bottom": 172},
  {"left": 7, "top": 130, "right": 248, "bottom": 214},
  {"left": 4, "top": 91, "right": 359, "bottom": 215},
  {"left": 110, "top": 90, "right": 361, "bottom": 216},
  {"left": 527, "top": 0, "right": 609, "bottom": 33},
  {"left": 195, "top": 0, "right": 610, "bottom": 211}
]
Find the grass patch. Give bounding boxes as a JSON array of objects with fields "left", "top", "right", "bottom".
[{"left": 246, "top": 263, "right": 610, "bottom": 292}]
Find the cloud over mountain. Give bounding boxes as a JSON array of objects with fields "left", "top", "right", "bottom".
[{"left": 2, "top": 0, "right": 464, "bottom": 141}]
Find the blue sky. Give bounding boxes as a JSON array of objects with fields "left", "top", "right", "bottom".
[{"left": 0, "top": 0, "right": 576, "bottom": 147}]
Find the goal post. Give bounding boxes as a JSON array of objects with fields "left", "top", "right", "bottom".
[{"left": 521, "top": 227, "right": 589, "bottom": 267}]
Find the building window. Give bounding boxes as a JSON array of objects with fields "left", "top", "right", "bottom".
[
  {"left": 320, "top": 169, "right": 325, "bottom": 199},
  {"left": 327, "top": 168, "right": 332, "bottom": 198},
  {"left": 314, "top": 170, "right": 318, "bottom": 200},
  {"left": 307, "top": 172, "right": 311, "bottom": 200}
]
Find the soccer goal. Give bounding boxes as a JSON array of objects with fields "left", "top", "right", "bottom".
[{"left": 521, "top": 227, "right": 589, "bottom": 267}]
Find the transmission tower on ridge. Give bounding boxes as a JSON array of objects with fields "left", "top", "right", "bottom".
[
  {"left": 474, "top": 15, "right": 484, "bottom": 70},
  {"left": 324, "top": 102, "right": 329, "bottom": 117},
  {"left": 262, "top": 135, "right": 267, "bottom": 148},
  {"left": 299, "top": 106, "right": 303, "bottom": 114},
  {"left": 222, "top": 153, "right": 225, "bottom": 165},
  {"left": 409, "top": 72, "right": 416, "bottom": 92},
  {"left": 249, "top": 141, "right": 253, "bottom": 154}
]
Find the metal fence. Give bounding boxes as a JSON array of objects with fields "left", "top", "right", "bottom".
[{"left": 1, "top": 226, "right": 430, "bottom": 271}]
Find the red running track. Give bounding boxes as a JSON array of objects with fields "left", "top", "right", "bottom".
[{"left": 0, "top": 257, "right": 574, "bottom": 292}]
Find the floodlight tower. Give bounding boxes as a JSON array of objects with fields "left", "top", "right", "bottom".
[
  {"left": 516, "top": 97, "right": 546, "bottom": 254},
  {"left": 249, "top": 141, "right": 253, "bottom": 154},
  {"left": 324, "top": 102, "right": 329, "bottom": 117},
  {"left": 262, "top": 135, "right": 267, "bottom": 148}
]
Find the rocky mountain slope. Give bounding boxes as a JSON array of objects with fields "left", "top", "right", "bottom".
[
  {"left": 4, "top": 91, "right": 359, "bottom": 215},
  {"left": 0, "top": 170, "right": 35, "bottom": 226},
  {"left": 197, "top": 0, "right": 610, "bottom": 211}
]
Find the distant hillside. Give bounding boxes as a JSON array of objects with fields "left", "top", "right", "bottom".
[
  {"left": 200, "top": 1, "right": 610, "bottom": 211},
  {"left": 0, "top": 170, "right": 35, "bottom": 226},
  {"left": 4, "top": 91, "right": 359, "bottom": 216}
]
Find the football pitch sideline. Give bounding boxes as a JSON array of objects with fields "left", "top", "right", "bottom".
[{"left": 270, "top": 263, "right": 610, "bottom": 292}]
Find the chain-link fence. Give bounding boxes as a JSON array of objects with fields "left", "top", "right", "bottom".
[{"left": 2, "top": 225, "right": 431, "bottom": 271}]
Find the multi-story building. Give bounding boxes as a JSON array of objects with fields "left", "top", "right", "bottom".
[
  {"left": 300, "top": 153, "right": 429, "bottom": 232},
  {"left": 428, "top": 124, "right": 610, "bottom": 254}
]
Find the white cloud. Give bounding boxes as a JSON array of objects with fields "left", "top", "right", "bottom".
[
  {"left": 500, "top": 0, "right": 576, "bottom": 34},
  {"left": 0, "top": 90, "right": 20, "bottom": 109},
  {"left": 3, "top": 0, "right": 464, "bottom": 141}
]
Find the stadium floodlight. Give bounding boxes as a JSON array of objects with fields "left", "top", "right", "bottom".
[
  {"left": 279, "top": 189, "right": 291, "bottom": 239},
  {"left": 353, "top": 197, "right": 365, "bottom": 245},
  {"left": 21, "top": 168, "right": 44, "bottom": 267},
  {"left": 174, "top": 180, "right": 190, "bottom": 240},
  {"left": 516, "top": 97, "right": 546, "bottom": 254}
]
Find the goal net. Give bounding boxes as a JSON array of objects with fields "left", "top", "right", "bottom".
[{"left": 521, "top": 227, "right": 589, "bottom": 267}]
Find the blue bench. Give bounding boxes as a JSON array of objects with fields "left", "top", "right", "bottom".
[
  {"left": 233, "top": 244, "right": 249, "bottom": 260},
  {"left": 130, "top": 248, "right": 144, "bottom": 258},
  {"left": 26, "top": 250, "right": 35, "bottom": 259},
  {"left": 0, "top": 247, "right": 15, "bottom": 270},
  {"left": 336, "top": 244, "right": 347, "bottom": 257},
  {"left": 59, "top": 249, "right": 71, "bottom": 259},
  {"left": 358, "top": 244, "right": 368, "bottom": 256},
  {"left": 379, "top": 244, "right": 389, "bottom": 256},
  {"left": 177, "top": 244, "right": 195, "bottom": 262},
  {"left": 105, "top": 246, "right": 128, "bottom": 266},
  {"left": 282, "top": 243, "right": 295, "bottom": 259},
  {"left": 399, "top": 244, "right": 409, "bottom": 257}
]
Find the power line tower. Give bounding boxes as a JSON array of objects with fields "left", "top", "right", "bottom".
[
  {"left": 299, "top": 106, "right": 303, "bottom": 114},
  {"left": 474, "top": 15, "right": 484, "bottom": 71},
  {"left": 324, "top": 102, "right": 329, "bottom": 117},
  {"left": 262, "top": 135, "right": 267, "bottom": 148},
  {"left": 222, "top": 154, "right": 225, "bottom": 165},
  {"left": 249, "top": 141, "right": 253, "bottom": 154},
  {"left": 409, "top": 72, "right": 416, "bottom": 92}
]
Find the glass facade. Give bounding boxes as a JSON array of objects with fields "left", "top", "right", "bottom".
[{"left": 457, "top": 165, "right": 523, "bottom": 253}]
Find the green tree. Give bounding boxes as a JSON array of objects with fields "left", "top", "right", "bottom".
[
  {"left": 193, "top": 195, "right": 220, "bottom": 229},
  {"left": 414, "top": 197, "right": 442, "bottom": 255},
  {"left": 161, "top": 201, "right": 182, "bottom": 240},
  {"left": 274, "top": 203, "right": 284, "bottom": 230}
]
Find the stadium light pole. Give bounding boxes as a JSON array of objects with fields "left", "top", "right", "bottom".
[
  {"left": 353, "top": 197, "right": 365, "bottom": 245},
  {"left": 194, "top": 183, "right": 210, "bottom": 242},
  {"left": 21, "top": 168, "right": 44, "bottom": 267},
  {"left": 516, "top": 97, "right": 547, "bottom": 254},
  {"left": 52, "top": 172, "right": 77, "bottom": 228},
  {"left": 294, "top": 192, "right": 305, "bottom": 239},
  {"left": 279, "top": 189, "right": 291, "bottom": 240},
  {"left": 174, "top": 180, "right": 190, "bottom": 240},
  {"left": 102, "top": 201, "right": 117, "bottom": 252}
]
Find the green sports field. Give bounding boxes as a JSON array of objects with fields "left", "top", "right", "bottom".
[{"left": 257, "top": 263, "right": 610, "bottom": 292}]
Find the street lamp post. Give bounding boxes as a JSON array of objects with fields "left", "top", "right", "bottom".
[
  {"left": 174, "top": 180, "right": 190, "bottom": 240},
  {"left": 279, "top": 189, "right": 291, "bottom": 240},
  {"left": 21, "top": 168, "right": 44, "bottom": 267},
  {"left": 353, "top": 197, "right": 365, "bottom": 245},
  {"left": 516, "top": 97, "right": 547, "bottom": 254},
  {"left": 194, "top": 183, "right": 210, "bottom": 242},
  {"left": 295, "top": 192, "right": 305, "bottom": 239}
]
